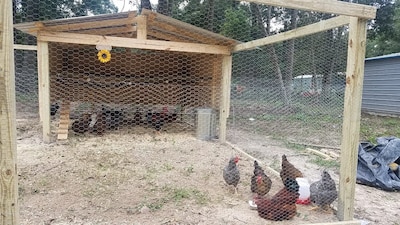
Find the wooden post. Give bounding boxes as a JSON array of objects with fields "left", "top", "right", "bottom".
[
  {"left": 337, "top": 17, "right": 368, "bottom": 221},
  {"left": 37, "top": 38, "right": 51, "bottom": 143},
  {"left": 136, "top": 15, "right": 147, "bottom": 40},
  {"left": 0, "top": 0, "right": 20, "bottom": 223},
  {"left": 219, "top": 55, "right": 232, "bottom": 143}
]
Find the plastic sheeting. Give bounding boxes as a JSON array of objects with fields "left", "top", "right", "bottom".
[{"left": 357, "top": 137, "right": 400, "bottom": 191}]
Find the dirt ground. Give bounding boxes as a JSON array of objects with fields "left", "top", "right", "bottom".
[{"left": 15, "top": 116, "right": 399, "bottom": 225}]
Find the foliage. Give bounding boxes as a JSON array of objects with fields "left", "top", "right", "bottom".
[{"left": 220, "top": 8, "right": 252, "bottom": 42}]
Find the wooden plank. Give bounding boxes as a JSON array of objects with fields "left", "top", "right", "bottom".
[
  {"left": 37, "top": 40, "right": 51, "bottom": 143},
  {"left": 13, "top": 44, "right": 37, "bottom": 51},
  {"left": 239, "top": 0, "right": 376, "bottom": 19},
  {"left": 57, "top": 101, "right": 70, "bottom": 140},
  {"left": 33, "top": 14, "right": 138, "bottom": 33},
  {"left": 226, "top": 141, "right": 280, "bottom": 177},
  {"left": 234, "top": 15, "right": 350, "bottom": 52},
  {"left": 37, "top": 31, "right": 231, "bottom": 55},
  {"left": 136, "top": 15, "right": 147, "bottom": 40},
  {"left": 219, "top": 55, "right": 232, "bottom": 143},
  {"left": 0, "top": 0, "right": 19, "bottom": 223},
  {"left": 76, "top": 26, "right": 137, "bottom": 35},
  {"left": 147, "top": 30, "right": 193, "bottom": 43},
  {"left": 303, "top": 221, "right": 361, "bottom": 225},
  {"left": 142, "top": 9, "right": 238, "bottom": 45},
  {"left": 149, "top": 20, "right": 218, "bottom": 45},
  {"left": 337, "top": 17, "right": 368, "bottom": 221}
]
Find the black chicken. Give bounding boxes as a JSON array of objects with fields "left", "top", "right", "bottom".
[
  {"left": 72, "top": 113, "right": 91, "bottom": 133},
  {"left": 134, "top": 110, "right": 142, "bottom": 125},
  {"left": 50, "top": 103, "right": 60, "bottom": 116},
  {"left": 223, "top": 156, "right": 240, "bottom": 194},
  {"left": 151, "top": 112, "right": 164, "bottom": 133},
  {"left": 310, "top": 170, "right": 338, "bottom": 212}
]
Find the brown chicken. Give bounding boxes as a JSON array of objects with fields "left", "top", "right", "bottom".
[
  {"left": 280, "top": 154, "right": 303, "bottom": 184},
  {"left": 254, "top": 178, "right": 300, "bottom": 221},
  {"left": 251, "top": 160, "right": 272, "bottom": 197}
]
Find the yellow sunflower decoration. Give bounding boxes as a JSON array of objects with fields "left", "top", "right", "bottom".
[{"left": 97, "top": 49, "right": 111, "bottom": 63}]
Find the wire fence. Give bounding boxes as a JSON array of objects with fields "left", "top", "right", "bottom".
[{"left": 12, "top": 0, "right": 351, "bottom": 224}]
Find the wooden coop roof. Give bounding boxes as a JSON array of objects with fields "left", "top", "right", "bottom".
[{"left": 14, "top": 9, "right": 240, "bottom": 55}]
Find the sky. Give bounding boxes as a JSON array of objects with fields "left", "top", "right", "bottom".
[{"left": 112, "top": 0, "right": 158, "bottom": 12}]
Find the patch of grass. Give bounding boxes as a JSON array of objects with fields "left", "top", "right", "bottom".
[
  {"left": 269, "top": 155, "right": 280, "bottom": 171},
  {"left": 360, "top": 114, "right": 400, "bottom": 144},
  {"left": 284, "top": 141, "right": 307, "bottom": 152},
  {"left": 182, "top": 165, "right": 194, "bottom": 176},
  {"left": 162, "top": 163, "right": 175, "bottom": 171},
  {"left": 147, "top": 197, "right": 169, "bottom": 211},
  {"left": 308, "top": 156, "right": 340, "bottom": 169},
  {"left": 171, "top": 188, "right": 191, "bottom": 201},
  {"left": 170, "top": 187, "right": 210, "bottom": 205},
  {"left": 191, "top": 189, "right": 210, "bottom": 205}
]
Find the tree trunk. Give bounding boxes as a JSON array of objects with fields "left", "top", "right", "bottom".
[
  {"left": 321, "top": 29, "right": 335, "bottom": 98},
  {"left": 206, "top": 0, "right": 215, "bottom": 32},
  {"left": 158, "top": 0, "right": 170, "bottom": 16},
  {"left": 141, "top": 0, "right": 152, "bottom": 11},
  {"left": 250, "top": 3, "right": 290, "bottom": 106},
  {"left": 284, "top": 9, "right": 298, "bottom": 99}
]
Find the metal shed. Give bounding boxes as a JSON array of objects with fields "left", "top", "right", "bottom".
[{"left": 363, "top": 53, "right": 400, "bottom": 116}]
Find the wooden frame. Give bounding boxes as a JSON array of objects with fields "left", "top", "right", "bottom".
[
  {"left": 0, "top": 0, "right": 19, "bottom": 223},
  {"left": 337, "top": 17, "right": 368, "bottom": 221},
  {"left": 234, "top": 15, "right": 351, "bottom": 52},
  {"left": 4, "top": 0, "right": 375, "bottom": 224},
  {"left": 37, "top": 40, "right": 51, "bottom": 143},
  {"left": 37, "top": 31, "right": 231, "bottom": 55},
  {"left": 240, "top": 0, "right": 376, "bottom": 19}
]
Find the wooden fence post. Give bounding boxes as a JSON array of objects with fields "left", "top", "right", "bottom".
[
  {"left": 0, "top": 0, "right": 20, "bottom": 224},
  {"left": 337, "top": 17, "right": 368, "bottom": 221}
]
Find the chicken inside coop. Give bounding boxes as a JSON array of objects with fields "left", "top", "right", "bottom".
[{"left": 65, "top": 103, "right": 188, "bottom": 136}]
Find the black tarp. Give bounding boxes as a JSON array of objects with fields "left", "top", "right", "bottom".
[{"left": 357, "top": 137, "right": 400, "bottom": 191}]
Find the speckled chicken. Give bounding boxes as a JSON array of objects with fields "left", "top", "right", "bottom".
[
  {"left": 254, "top": 178, "right": 300, "bottom": 221},
  {"left": 310, "top": 170, "right": 338, "bottom": 211},
  {"left": 280, "top": 154, "right": 303, "bottom": 184},
  {"left": 251, "top": 160, "right": 272, "bottom": 197},
  {"left": 223, "top": 156, "right": 240, "bottom": 194}
]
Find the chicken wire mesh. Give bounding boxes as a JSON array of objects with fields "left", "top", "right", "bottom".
[{"left": 11, "top": 0, "right": 354, "bottom": 224}]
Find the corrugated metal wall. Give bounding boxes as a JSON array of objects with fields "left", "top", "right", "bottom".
[{"left": 362, "top": 55, "right": 400, "bottom": 115}]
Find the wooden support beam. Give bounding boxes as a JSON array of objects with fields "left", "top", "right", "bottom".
[
  {"left": 234, "top": 15, "right": 350, "bottom": 52},
  {"left": 337, "top": 17, "right": 368, "bottom": 221},
  {"left": 303, "top": 221, "right": 361, "bottom": 225},
  {"left": 0, "top": 0, "right": 19, "bottom": 223},
  {"left": 13, "top": 44, "right": 37, "bottom": 51},
  {"left": 136, "top": 15, "right": 147, "bottom": 40},
  {"left": 219, "top": 55, "right": 232, "bottom": 143},
  {"left": 238, "top": 0, "right": 376, "bottom": 19},
  {"left": 37, "top": 31, "right": 231, "bottom": 55},
  {"left": 37, "top": 40, "right": 51, "bottom": 143}
]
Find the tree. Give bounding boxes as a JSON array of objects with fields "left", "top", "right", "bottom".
[{"left": 250, "top": 3, "right": 290, "bottom": 106}]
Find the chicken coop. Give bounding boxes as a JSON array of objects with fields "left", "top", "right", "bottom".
[
  {"left": 1, "top": 0, "right": 379, "bottom": 224},
  {"left": 13, "top": 9, "right": 238, "bottom": 142}
]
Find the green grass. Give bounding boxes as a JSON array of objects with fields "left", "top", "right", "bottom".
[
  {"left": 360, "top": 114, "right": 400, "bottom": 144},
  {"left": 308, "top": 156, "right": 340, "bottom": 169}
]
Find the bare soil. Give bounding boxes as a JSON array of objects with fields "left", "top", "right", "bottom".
[{"left": 16, "top": 116, "right": 399, "bottom": 225}]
